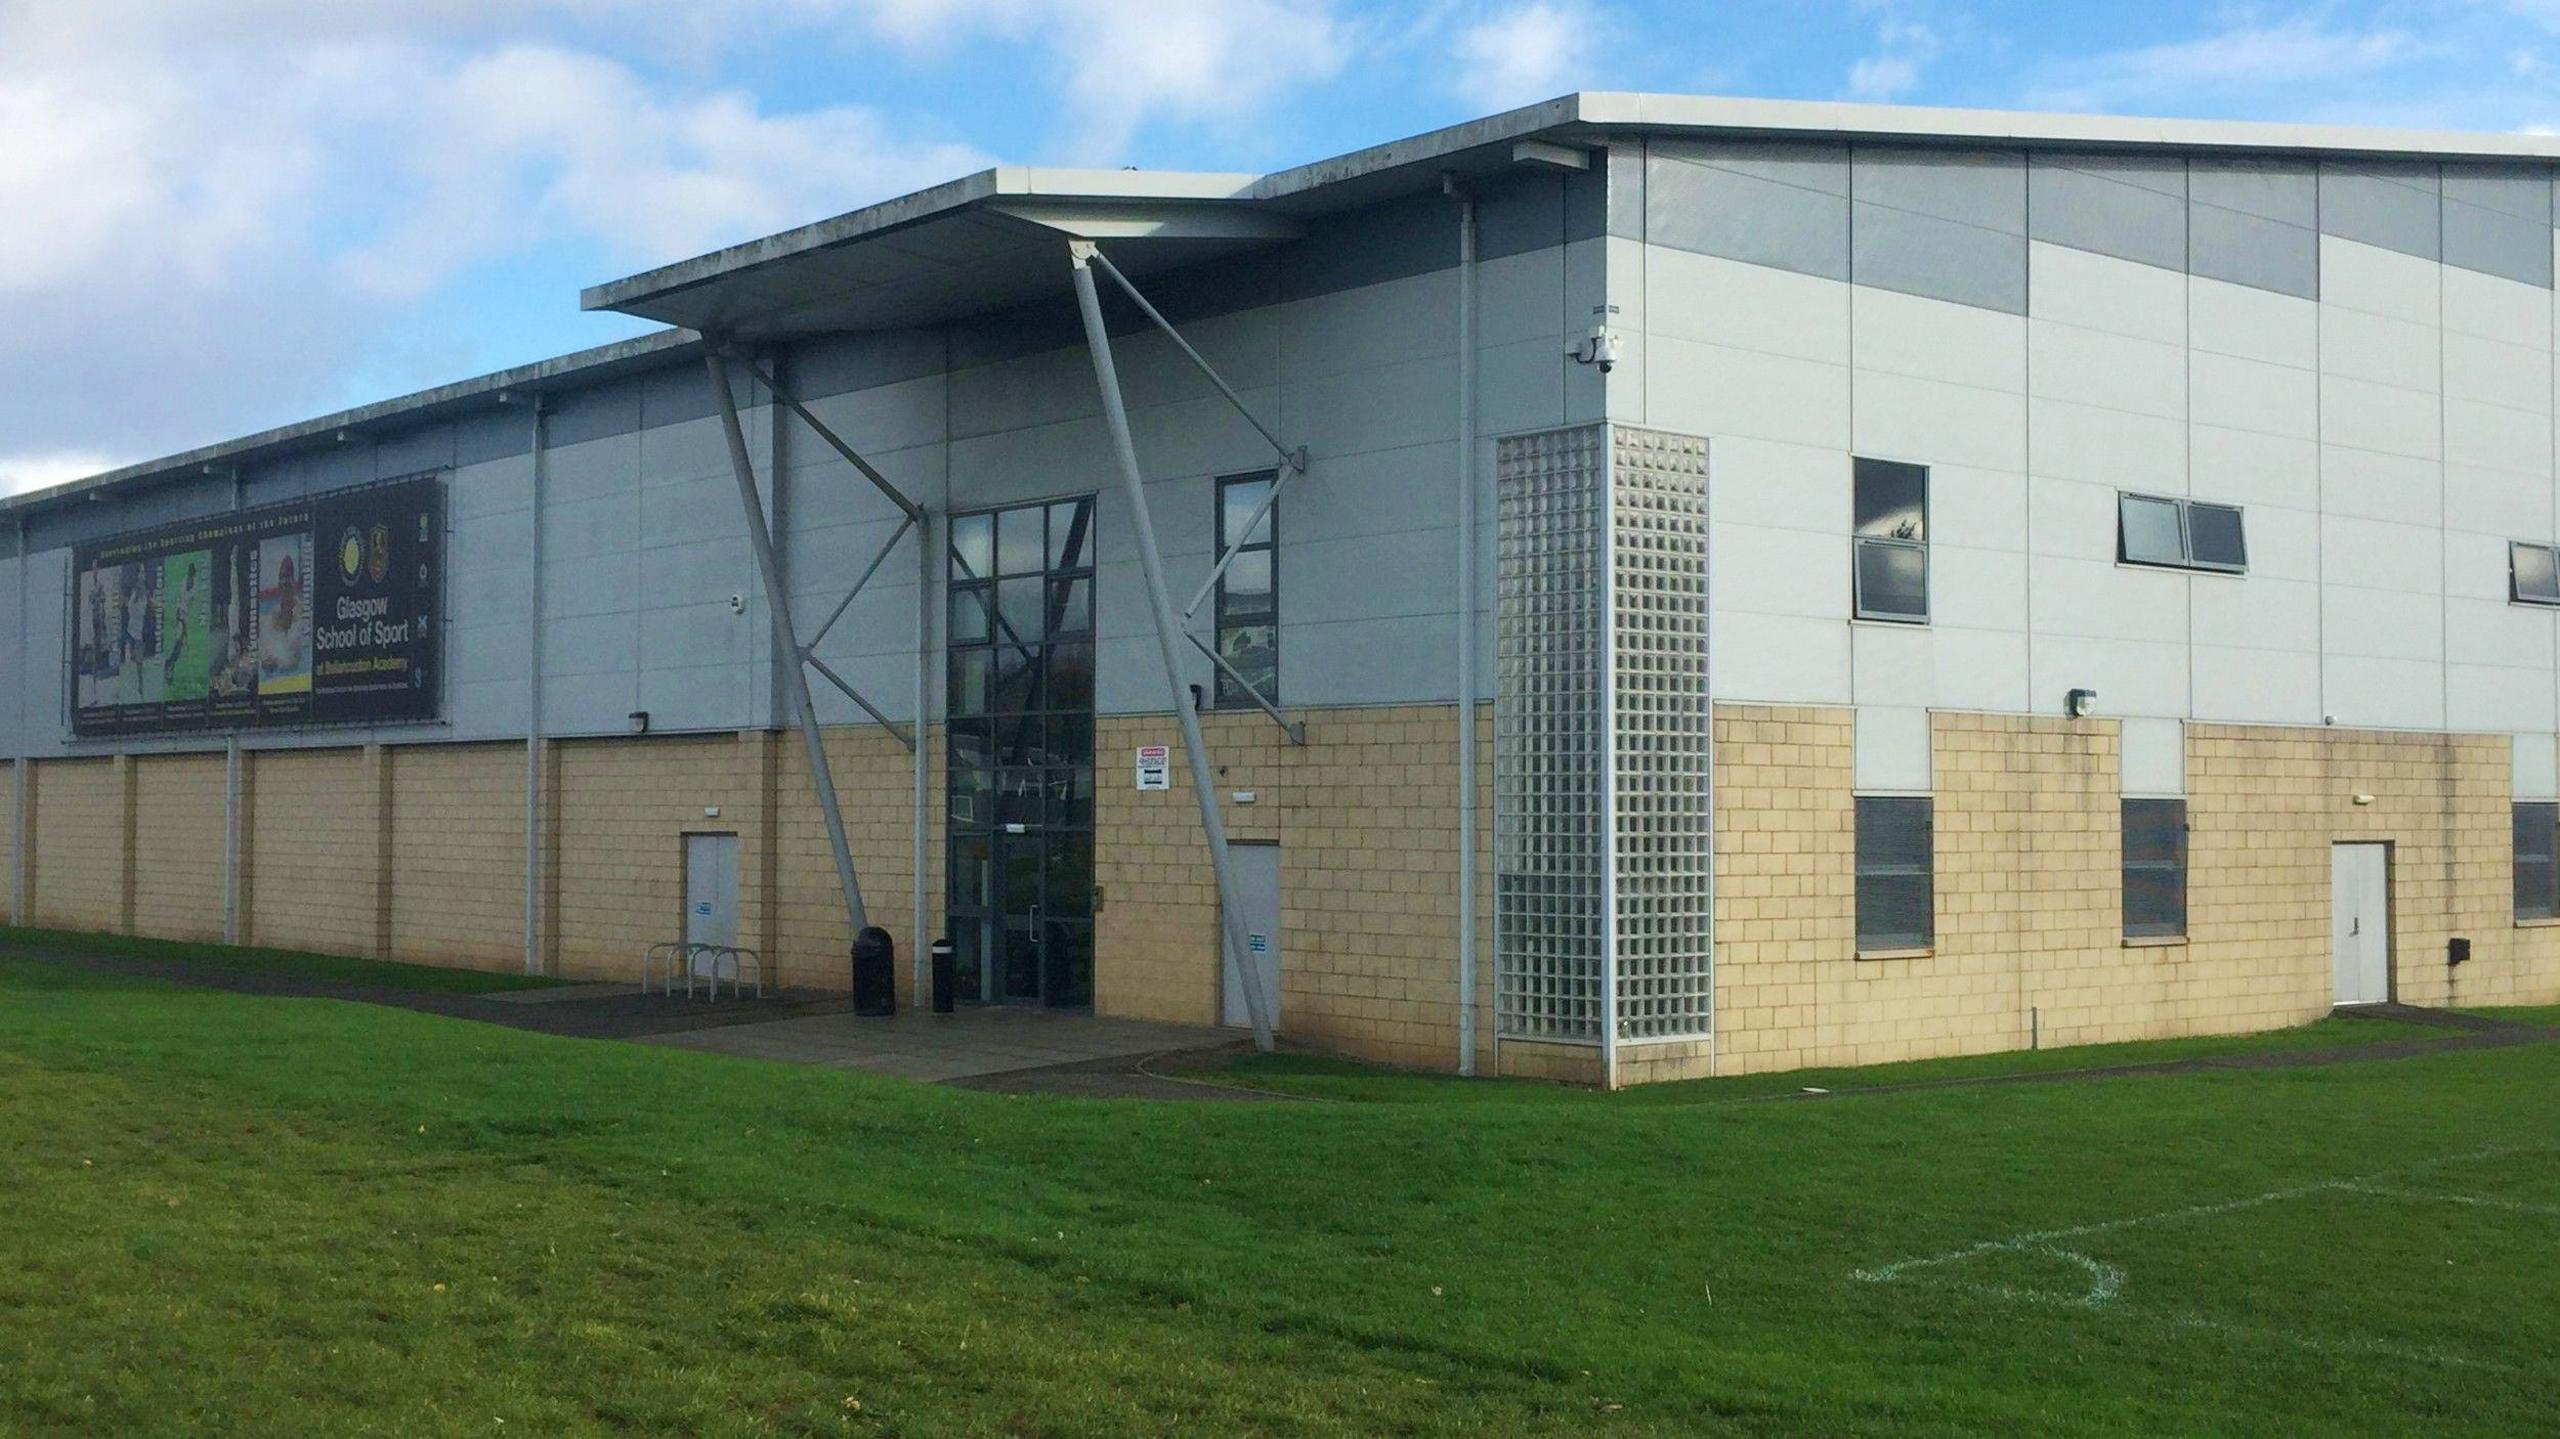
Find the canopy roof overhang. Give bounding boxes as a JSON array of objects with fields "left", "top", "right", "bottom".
[
  {"left": 20, "top": 92, "right": 2560, "bottom": 517},
  {"left": 582, "top": 90, "right": 2560, "bottom": 343}
]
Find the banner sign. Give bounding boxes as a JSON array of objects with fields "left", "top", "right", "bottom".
[{"left": 70, "top": 475, "right": 445, "bottom": 737}]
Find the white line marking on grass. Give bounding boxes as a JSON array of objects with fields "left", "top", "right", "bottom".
[
  {"left": 2336, "top": 1184, "right": 2560, "bottom": 1218},
  {"left": 1853, "top": 1145, "right": 2546, "bottom": 1299}
]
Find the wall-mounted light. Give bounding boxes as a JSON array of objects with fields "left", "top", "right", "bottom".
[
  {"left": 2066, "top": 687, "right": 2098, "bottom": 718},
  {"left": 628, "top": 711, "right": 651, "bottom": 735},
  {"left": 2352, "top": 793, "right": 2375, "bottom": 807}
]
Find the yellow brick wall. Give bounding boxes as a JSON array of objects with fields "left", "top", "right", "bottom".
[
  {"left": 548, "top": 733, "right": 768, "bottom": 984},
  {"left": 29, "top": 757, "right": 124, "bottom": 933},
  {"left": 130, "top": 754, "right": 226, "bottom": 944},
  {"left": 1, "top": 761, "right": 17, "bottom": 921},
  {"left": 245, "top": 747, "right": 381, "bottom": 957},
  {"left": 387, "top": 742, "right": 526, "bottom": 973},
  {"left": 1093, "top": 703, "right": 1493, "bottom": 1072},
  {"left": 773, "top": 726, "right": 932, "bottom": 995},
  {"left": 1708, "top": 706, "right": 2560, "bottom": 1081},
  {"left": 2186, "top": 724, "right": 2557, "bottom": 1016}
]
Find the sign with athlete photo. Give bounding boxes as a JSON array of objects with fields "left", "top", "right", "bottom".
[{"left": 69, "top": 475, "right": 445, "bottom": 737}]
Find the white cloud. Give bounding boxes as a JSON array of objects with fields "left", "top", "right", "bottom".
[
  {"left": 0, "top": 451, "right": 123, "bottom": 498},
  {"left": 2024, "top": 20, "right": 2426, "bottom": 111},
  {"left": 835, "top": 0, "right": 1352, "bottom": 161},
  {"left": 1448, "top": 3, "right": 1601, "bottom": 113},
  {"left": 0, "top": 6, "right": 996, "bottom": 470},
  {"left": 1846, "top": 15, "right": 1940, "bottom": 103}
]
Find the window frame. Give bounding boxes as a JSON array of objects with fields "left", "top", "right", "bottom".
[
  {"left": 1853, "top": 794, "right": 1935, "bottom": 954},
  {"left": 2515, "top": 801, "right": 2559, "bottom": 921},
  {"left": 2510, "top": 541, "right": 2560, "bottom": 606},
  {"left": 2117, "top": 492, "right": 2249, "bottom": 575},
  {"left": 1211, "top": 469, "right": 1280, "bottom": 711},
  {"left": 2120, "top": 797, "right": 2189, "bottom": 941},
  {"left": 1851, "top": 457, "right": 1930, "bottom": 625}
]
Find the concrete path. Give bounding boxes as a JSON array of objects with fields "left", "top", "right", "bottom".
[{"left": 635, "top": 1004, "right": 1243, "bottom": 1084}]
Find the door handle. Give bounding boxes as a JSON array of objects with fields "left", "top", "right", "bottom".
[{"left": 2351, "top": 918, "right": 2361, "bottom": 936}]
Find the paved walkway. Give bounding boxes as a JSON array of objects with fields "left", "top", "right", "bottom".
[{"left": 635, "top": 1004, "right": 1243, "bottom": 1084}]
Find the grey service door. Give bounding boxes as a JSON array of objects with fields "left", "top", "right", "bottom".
[
  {"left": 684, "top": 833, "right": 740, "bottom": 977},
  {"left": 1221, "top": 842, "right": 1282, "bottom": 1029},
  {"left": 2330, "top": 842, "right": 2390, "bottom": 1006}
]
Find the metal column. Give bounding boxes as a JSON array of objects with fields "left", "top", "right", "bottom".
[
  {"left": 520, "top": 393, "right": 548, "bottom": 975},
  {"left": 1067, "top": 241, "right": 1274, "bottom": 1052},
  {"left": 1450, "top": 179, "right": 1481, "bottom": 1076},
  {"left": 706, "top": 347, "right": 871, "bottom": 935},
  {"left": 912, "top": 507, "right": 934, "bottom": 1000},
  {"left": 10, "top": 514, "right": 26, "bottom": 928}
]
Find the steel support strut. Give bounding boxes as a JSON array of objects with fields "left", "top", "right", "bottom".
[
  {"left": 706, "top": 346, "right": 870, "bottom": 934},
  {"left": 1068, "top": 241, "right": 1275, "bottom": 1052}
]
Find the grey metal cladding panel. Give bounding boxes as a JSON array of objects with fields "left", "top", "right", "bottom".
[
  {"left": 1646, "top": 152, "right": 1849, "bottom": 280},
  {"left": 1477, "top": 170, "right": 1567, "bottom": 264},
  {"left": 454, "top": 408, "right": 532, "bottom": 467},
  {"left": 2444, "top": 196, "right": 2555, "bottom": 287},
  {"left": 545, "top": 373, "right": 646, "bottom": 447},
  {"left": 1851, "top": 199, "right": 2027, "bottom": 314},
  {"left": 1606, "top": 144, "right": 1646, "bottom": 239},
  {"left": 1285, "top": 193, "right": 1454, "bottom": 301},
  {"left": 373, "top": 423, "right": 455, "bottom": 477},
  {"left": 2190, "top": 203, "right": 2320, "bottom": 299},
  {"left": 2443, "top": 165, "right": 2554, "bottom": 222},
  {"left": 641, "top": 361, "right": 731, "bottom": 429},
  {"left": 1648, "top": 137, "right": 1850, "bottom": 195},
  {"left": 2190, "top": 159, "right": 2318, "bottom": 226},
  {"left": 788, "top": 329, "right": 947, "bottom": 401},
  {"left": 1563, "top": 162, "right": 1608, "bottom": 244},
  {"left": 1851, "top": 146, "right": 2026, "bottom": 233},
  {"left": 2319, "top": 164, "right": 2441, "bottom": 260},
  {"left": 2028, "top": 160, "right": 2187, "bottom": 272},
  {"left": 2045, "top": 150, "right": 2186, "bottom": 198}
]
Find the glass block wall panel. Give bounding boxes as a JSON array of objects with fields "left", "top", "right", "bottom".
[
  {"left": 1495, "top": 424, "right": 1608, "bottom": 1042},
  {"left": 1610, "top": 426, "right": 1713, "bottom": 1041}
]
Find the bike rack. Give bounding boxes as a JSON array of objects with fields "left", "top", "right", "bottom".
[{"left": 642, "top": 942, "right": 765, "bottom": 1001}]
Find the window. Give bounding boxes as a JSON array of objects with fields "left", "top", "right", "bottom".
[
  {"left": 2118, "top": 494, "right": 2247, "bottom": 573},
  {"left": 2511, "top": 542, "right": 2560, "bottom": 605},
  {"left": 2122, "top": 799, "right": 2188, "bottom": 939},
  {"left": 1855, "top": 796, "right": 1933, "bottom": 952},
  {"left": 1853, "top": 458, "right": 1928, "bottom": 622},
  {"left": 1213, "top": 471, "right": 1279, "bottom": 709},
  {"left": 2516, "top": 803, "right": 2558, "bottom": 920}
]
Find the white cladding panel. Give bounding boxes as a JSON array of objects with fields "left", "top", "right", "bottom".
[{"left": 1626, "top": 162, "right": 2560, "bottom": 742}]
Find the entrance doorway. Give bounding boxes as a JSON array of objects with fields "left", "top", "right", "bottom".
[
  {"left": 683, "top": 832, "right": 739, "bottom": 984},
  {"left": 1221, "top": 841, "right": 1282, "bottom": 1029},
  {"left": 945, "top": 496, "right": 1097, "bottom": 1007},
  {"left": 2331, "top": 841, "right": 2391, "bottom": 1006}
]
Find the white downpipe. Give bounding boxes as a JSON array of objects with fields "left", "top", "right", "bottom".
[
  {"left": 11, "top": 514, "right": 27, "bottom": 928},
  {"left": 912, "top": 506, "right": 933, "bottom": 1000},
  {"left": 1449, "top": 178, "right": 1481, "bottom": 1077},
  {"left": 522, "top": 394, "right": 548, "bottom": 974}
]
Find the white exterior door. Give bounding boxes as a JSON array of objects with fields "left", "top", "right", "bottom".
[
  {"left": 1221, "top": 842, "right": 1282, "bottom": 1029},
  {"left": 684, "top": 833, "right": 739, "bottom": 978},
  {"left": 2330, "top": 842, "right": 2391, "bottom": 1006}
]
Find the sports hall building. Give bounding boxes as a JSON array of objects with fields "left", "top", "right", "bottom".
[{"left": 6, "top": 94, "right": 2560, "bottom": 1086}]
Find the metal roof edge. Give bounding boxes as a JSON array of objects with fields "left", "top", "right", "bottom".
[
  {"left": 577, "top": 166, "right": 1262, "bottom": 318},
  {"left": 1569, "top": 91, "right": 2560, "bottom": 162},
  {"left": 3, "top": 328, "right": 697, "bottom": 517}
]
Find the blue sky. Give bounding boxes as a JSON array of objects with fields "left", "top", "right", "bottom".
[{"left": 4, "top": 0, "right": 2557, "bottom": 493}]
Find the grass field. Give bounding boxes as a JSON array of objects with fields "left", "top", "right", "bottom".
[
  {"left": 3, "top": 955, "right": 2554, "bottom": 1436},
  {"left": 0, "top": 925, "right": 565, "bottom": 994}
]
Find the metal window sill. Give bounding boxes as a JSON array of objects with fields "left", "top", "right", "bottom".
[
  {"left": 2122, "top": 934, "right": 2188, "bottom": 949},
  {"left": 1855, "top": 947, "right": 1933, "bottom": 962},
  {"left": 2514, "top": 916, "right": 2560, "bottom": 929}
]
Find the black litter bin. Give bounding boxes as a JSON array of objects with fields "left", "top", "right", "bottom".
[
  {"left": 930, "top": 938, "right": 957, "bottom": 1013},
  {"left": 852, "top": 926, "right": 896, "bottom": 1017}
]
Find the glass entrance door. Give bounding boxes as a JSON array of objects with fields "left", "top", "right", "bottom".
[{"left": 945, "top": 495, "right": 1097, "bottom": 1007}]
